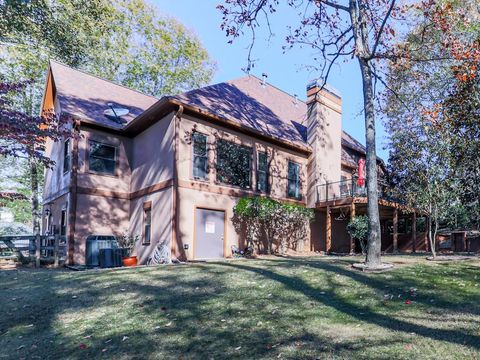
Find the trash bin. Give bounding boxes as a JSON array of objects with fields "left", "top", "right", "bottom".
[
  {"left": 113, "top": 248, "right": 128, "bottom": 267},
  {"left": 99, "top": 248, "right": 114, "bottom": 268}
]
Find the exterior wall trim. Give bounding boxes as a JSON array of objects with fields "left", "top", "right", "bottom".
[
  {"left": 177, "top": 179, "right": 306, "bottom": 206},
  {"left": 76, "top": 178, "right": 174, "bottom": 200}
]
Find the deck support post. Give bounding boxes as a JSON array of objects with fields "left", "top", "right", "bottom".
[
  {"left": 35, "top": 233, "right": 41, "bottom": 268},
  {"left": 393, "top": 208, "right": 398, "bottom": 253},
  {"left": 411, "top": 212, "right": 417, "bottom": 253},
  {"left": 349, "top": 203, "right": 356, "bottom": 254},
  {"left": 326, "top": 206, "right": 331, "bottom": 253},
  {"left": 54, "top": 234, "right": 60, "bottom": 268}
]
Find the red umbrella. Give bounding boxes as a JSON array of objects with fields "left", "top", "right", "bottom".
[{"left": 357, "top": 158, "right": 365, "bottom": 186}]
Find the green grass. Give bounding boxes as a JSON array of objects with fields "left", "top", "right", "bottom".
[{"left": 1, "top": 256, "right": 480, "bottom": 359}]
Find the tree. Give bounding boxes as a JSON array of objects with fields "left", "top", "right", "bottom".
[
  {"left": 385, "top": 0, "right": 480, "bottom": 252},
  {"left": 1, "top": 0, "right": 215, "bottom": 230},
  {"left": 233, "top": 196, "right": 314, "bottom": 254},
  {"left": 83, "top": 0, "right": 215, "bottom": 97},
  {"left": 217, "top": 0, "right": 414, "bottom": 268},
  {"left": 347, "top": 215, "right": 369, "bottom": 254}
]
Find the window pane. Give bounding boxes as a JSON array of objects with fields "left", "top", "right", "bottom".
[
  {"left": 89, "top": 141, "right": 116, "bottom": 175},
  {"left": 90, "top": 142, "right": 115, "bottom": 159},
  {"left": 193, "top": 156, "right": 207, "bottom": 179},
  {"left": 193, "top": 133, "right": 207, "bottom": 156},
  {"left": 287, "top": 161, "right": 301, "bottom": 199},
  {"left": 144, "top": 224, "right": 151, "bottom": 244},
  {"left": 216, "top": 140, "right": 251, "bottom": 188},
  {"left": 258, "top": 152, "right": 267, "bottom": 171},
  {"left": 257, "top": 171, "right": 267, "bottom": 192}
]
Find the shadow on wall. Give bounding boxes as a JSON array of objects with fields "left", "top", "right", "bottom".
[{"left": 231, "top": 207, "right": 311, "bottom": 254}]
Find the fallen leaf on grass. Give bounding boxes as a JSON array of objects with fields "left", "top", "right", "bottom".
[
  {"left": 84, "top": 335, "right": 93, "bottom": 339},
  {"left": 165, "top": 322, "right": 172, "bottom": 327},
  {"left": 122, "top": 336, "right": 128, "bottom": 342},
  {"left": 16, "top": 345, "right": 25, "bottom": 350},
  {"left": 405, "top": 344, "right": 413, "bottom": 350},
  {"left": 235, "top": 346, "right": 242, "bottom": 350},
  {"left": 105, "top": 339, "right": 112, "bottom": 344},
  {"left": 405, "top": 300, "right": 411, "bottom": 305},
  {"left": 102, "top": 348, "right": 108, "bottom": 353},
  {"left": 79, "top": 343, "right": 87, "bottom": 349}
]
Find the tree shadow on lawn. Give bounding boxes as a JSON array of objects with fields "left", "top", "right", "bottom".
[
  {"left": 216, "top": 258, "right": 480, "bottom": 350},
  {"left": 0, "top": 264, "right": 407, "bottom": 360}
]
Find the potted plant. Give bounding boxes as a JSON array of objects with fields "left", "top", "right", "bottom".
[{"left": 118, "top": 233, "right": 139, "bottom": 266}]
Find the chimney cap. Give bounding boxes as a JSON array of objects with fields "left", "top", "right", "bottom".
[{"left": 307, "top": 79, "right": 341, "bottom": 98}]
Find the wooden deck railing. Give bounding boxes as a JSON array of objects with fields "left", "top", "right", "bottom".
[
  {"left": 315, "top": 177, "right": 401, "bottom": 204},
  {"left": 0, "top": 234, "right": 67, "bottom": 267}
]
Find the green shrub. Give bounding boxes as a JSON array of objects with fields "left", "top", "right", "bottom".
[
  {"left": 347, "top": 215, "right": 369, "bottom": 254},
  {"left": 233, "top": 196, "right": 314, "bottom": 254}
]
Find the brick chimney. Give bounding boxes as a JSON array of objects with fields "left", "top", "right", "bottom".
[{"left": 306, "top": 80, "right": 342, "bottom": 207}]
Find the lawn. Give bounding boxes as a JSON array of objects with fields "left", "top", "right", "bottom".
[{"left": 1, "top": 256, "right": 480, "bottom": 360}]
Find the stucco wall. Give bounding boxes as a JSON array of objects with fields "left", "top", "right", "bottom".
[
  {"left": 177, "top": 114, "right": 308, "bottom": 201},
  {"left": 175, "top": 114, "right": 309, "bottom": 260},
  {"left": 129, "top": 186, "right": 173, "bottom": 265},
  {"left": 74, "top": 193, "right": 130, "bottom": 264},
  {"left": 42, "top": 193, "right": 69, "bottom": 235},
  {"left": 77, "top": 127, "right": 132, "bottom": 193},
  {"left": 131, "top": 113, "right": 175, "bottom": 192}
]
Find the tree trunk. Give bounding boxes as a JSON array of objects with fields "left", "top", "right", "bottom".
[
  {"left": 29, "top": 154, "right": 40, "bottom": 236},
  {"left": 428, "top": 203, "right": 436, "bottom": 259},
  {"left": 358, "top": 58, "right": 382, "bottom": 267},
  {"left": 349, "top": 0, "right": 382, "bottom": 268}
]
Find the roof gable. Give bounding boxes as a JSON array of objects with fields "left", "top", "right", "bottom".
[{"left": 49, "top": 61, "right": 158, "bottom": 129}]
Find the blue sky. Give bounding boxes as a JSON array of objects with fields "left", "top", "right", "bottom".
[{"left": 154, "top": 0, "right": 389, "bottom": 161}]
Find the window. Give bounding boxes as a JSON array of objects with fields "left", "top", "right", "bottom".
[
  {"left": 60, "top": 209, "right": 67, "bottom": 236},
  {"left": 216, "top": 139, "right": 252, "bottom": 189},
  {"left": 192, "top": 132, "right": 208, "bottom": 179},
  {"left": 287, "top": 161, "right": 301, "bottom": 199},
  {"left": 63, "top": 139, "right": 70, "bottom": 173},
  {"left": 143, "top": 202, "right": 152, "bottom": 245},
  {"left": 89, "top": 141, "right": 116, "bottom": 175},
  {"left": 256, "top": 151, "right": 268, "bottom": 193}
]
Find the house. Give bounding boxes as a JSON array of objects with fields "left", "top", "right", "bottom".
[{"left": 41, "top": 61, "right": 427, "bottom": 265}]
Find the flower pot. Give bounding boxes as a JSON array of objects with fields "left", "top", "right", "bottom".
[{"left": 122, "top": 256, "right": 138, "bottom": 267}]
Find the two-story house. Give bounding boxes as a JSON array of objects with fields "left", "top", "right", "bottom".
[{"left": 41, "top": 61, "right": 426, "bottom": 265}]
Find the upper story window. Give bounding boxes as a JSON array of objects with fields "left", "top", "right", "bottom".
[
  {"left": 287, "top": 160, "right": 301, "bottom": 199},
  {"left": 89, "top": 141, "right": 116, "bottom": 175},
  {"left": 192, "top": 132, "right": 208, "bottom": 180},
  {"left": 216, "top": 139, "right": 252, "bottom": 189},
  {"left": 256, "top": 151, "right": 268, "bottom": 193},
  {"left": 63, "top": 139, "right": 70, "bottom": 173}
]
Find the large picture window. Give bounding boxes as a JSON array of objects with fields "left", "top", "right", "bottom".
[
  {"left": 216, "top": 139, "right": 252, "bottom": 189},
  {"left": 89, "top": 141, "right": 116, "bottom": 175},
  {"left": 256, "top": 151, "right": 268, "bottom": 193},
  {"left": 63, "top": 139, "right": 70, "bottom": 173},
  {"left": 287, "top": 161, "right": 301, "bottom": 199},
  {"left": 192, "top": 132, "right": 208, "bottom": 179}
]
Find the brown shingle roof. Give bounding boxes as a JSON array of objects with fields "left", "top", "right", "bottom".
[
  {"left": 49, "top": 62, "right": 371, "bottom": 162},
  {"left": 171, "top": 75, "right": 308, "bottom": 148},
  {"left": 50, "top": 61, "right": 158, "bottom": 129}
]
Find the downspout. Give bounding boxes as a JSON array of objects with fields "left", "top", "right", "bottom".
[
  {"left": 67, "top": 119, "right": 80, "bottom": 264},
  {"left": 171, "top": 105, "right": 184, "bottom": 261}
]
